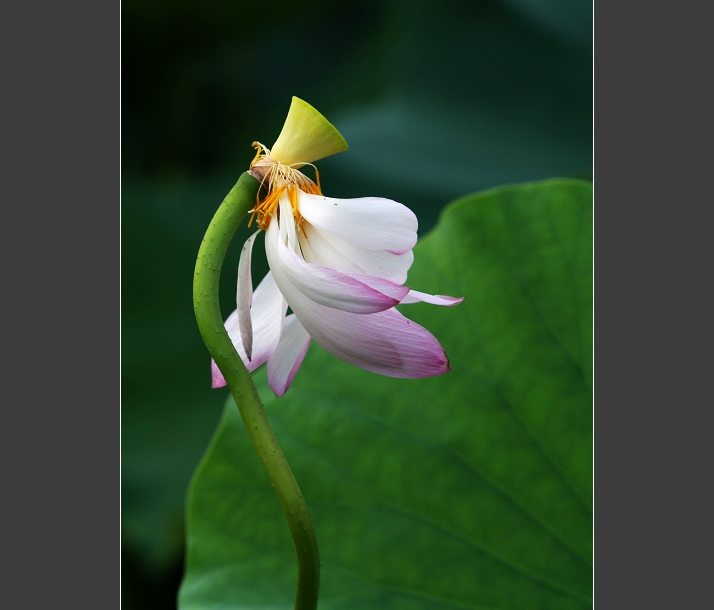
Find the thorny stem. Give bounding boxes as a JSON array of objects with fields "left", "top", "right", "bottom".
[{"left": 193, "top": 172, "right": 320, "bottom": 610}]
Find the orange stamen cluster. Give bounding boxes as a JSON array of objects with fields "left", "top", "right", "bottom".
[{"left": 248, "top": 142, "right": 322, "bottom": 230}]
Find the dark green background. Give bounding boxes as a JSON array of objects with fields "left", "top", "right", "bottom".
[{"left": 121, "top": 0, "right": 591, "bottom": 607}]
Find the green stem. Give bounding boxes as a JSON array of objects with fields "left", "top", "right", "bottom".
[{"left": 193, "top": 172, "right": 320, "bottom": 610}]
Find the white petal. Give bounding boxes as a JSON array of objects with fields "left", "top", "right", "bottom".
[
  {"left": 298, "top": 191, "right": 418, "bottom": 254},
  {"left": 267, "top": 314, "right": 311, "bottom": 397},
  {"left": 400, "top": 289, "right": 464, "bottom": 306},
  {"left": 224, "top": 271, "right": 287, "bottom": 372},
  {"left": 237, "top": 231, "right": 259, "bottom": 360},
  {"left": 266, "top": 220, "right": 449, "bottom": 378},
  {"left": 278, "top": 194, "right": 300, "bottom": 251},
  {"left": 299, "top": 222, "right": 414, "bottom": 284},
  {"left": 274, "top": 230, "right": 409, "bottom": 313}
]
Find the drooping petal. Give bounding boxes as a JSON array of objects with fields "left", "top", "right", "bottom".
[
  {"left": 212, "top": 272, "right": 287, "bottom": 386},
  {"left": 400, "top": 290, "right": 465, "bottom": 306},
  {"left": 237, "top": 231, "right": 259, "bottom": 359},
  {"left": 267, "top": 220, "right": 450, "bottom": 378},
  {"left": 212, "top": 271, "right": 288, "bottom": 388},
  {"left": 275, "top": 227, "right": 409, "bottom": 313},
  {"left": 298, "top": 191, "right": 417, "bottom": 254},
  {"left": 272, "top": 195, "right": 409, "bottom": 311},
  {"left": 299, "top": 222, "right": 414, "bottom": 284},
  {"left": 266, "top": 314, "right": 311, "bottom": 397}
]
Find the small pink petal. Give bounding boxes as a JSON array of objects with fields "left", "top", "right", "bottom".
[
  {"left": 267, "top": 314, "right": 311, "bottom": 397},
  {"left": 400, "top": 290, "right": 465, "bottom": 306},
  {"left": 211, "top": 359, "right": 226, "bottom": 388}
]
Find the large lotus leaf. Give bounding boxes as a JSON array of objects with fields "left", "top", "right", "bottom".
[{"left": 179, "top": 179, "right": 592, "bottom": 609}]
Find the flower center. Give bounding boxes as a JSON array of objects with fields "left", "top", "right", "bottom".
[{"left": 248, "top": 142, "right": 322, "bottom": 230}]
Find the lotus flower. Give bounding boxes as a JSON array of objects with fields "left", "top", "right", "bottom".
[{"left": 212, "top": 97, "right": 463, "bottom": 396}]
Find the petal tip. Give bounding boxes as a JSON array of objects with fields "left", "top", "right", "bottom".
[
  {"left": 437, "top": 295, "right": 465, "bottom": 306},
  {"left": 211, "top": 360, "right": 227, "bottom": 388}
]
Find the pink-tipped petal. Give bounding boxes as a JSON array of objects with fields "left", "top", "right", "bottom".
[
  {"left": 274, "top": 232, "right": 409, "bottom": 313},
  {"left": 297, "top": 191, "right": 418, "bottom": 253},
  {"left": 237, "top": 231, "right": 259, "bottom": 360},
  {"left": 211, "top": 359, "right": 226, "bottom": 388},
  {"left": 299, "top": 222, "right": 414, "bottom": 284},
  {"left": 267, "top": 220, "right": 450, "bottom": 378},
  {"left": 266, "top": 314, "right": 312, "bottom": 397},
  {"left": 400, "top": 290, "right": 465, "bottom": 306}
]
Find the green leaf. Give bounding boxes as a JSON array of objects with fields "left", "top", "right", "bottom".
[{"left": 179, "top": 179, "right": 593, "bottom": 609}]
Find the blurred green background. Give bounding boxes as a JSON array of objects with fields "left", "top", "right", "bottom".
[{"left": 121, "top": 0, "right": 592, "bottom": 607}]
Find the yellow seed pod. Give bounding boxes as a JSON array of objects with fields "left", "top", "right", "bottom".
[{"left": 269, "top": 97, "right": 348, "bottom": 166}]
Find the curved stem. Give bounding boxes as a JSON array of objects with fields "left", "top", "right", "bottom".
[{"left": 193, "top": 172, "right": 320, "bottom": 610}]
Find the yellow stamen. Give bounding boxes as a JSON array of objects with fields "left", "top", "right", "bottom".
[{"left": 248, "top": 142, "right": 322, "bottom": 230}]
